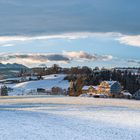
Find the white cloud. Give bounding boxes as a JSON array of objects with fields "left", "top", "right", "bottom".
[
  {"left": 63, "top": 51, "right": 113, "bottom": 62},
  {"left": 118, "top": 35, "right": 140, "bottom": 47},
  {"left": 0, "top": 43, "right": 15, "bottom": 47},
  {"left": 0, "top": 32, "right": 122, "bottom": 43},
  {"left": 0, "top": 32, "right": 140, "bottom": 50}
]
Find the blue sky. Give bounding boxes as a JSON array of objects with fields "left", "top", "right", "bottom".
[{"left": 0, "top": 0, "right": 140, "bottom": 68}]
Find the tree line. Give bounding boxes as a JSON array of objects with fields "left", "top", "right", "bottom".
[{"left": 32, "top": 64, "right": 140, "bottom": 94}]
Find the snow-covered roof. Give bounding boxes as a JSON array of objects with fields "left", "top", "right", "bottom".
[
  {"left": 104, "top": 81, "right": 118, "bottom": 86},
  {"left": 82, "top": 85, "right": 98, "bottom": 90},
  {"left": 122, "top": 92, "right": 132, "bottom": 96},
  {"left": 82, "top": 86, "right": 90, "bottom": 90}
]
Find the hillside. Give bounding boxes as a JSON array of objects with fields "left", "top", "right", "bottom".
[{"left": 8, "top": 74, "right": 69, "bottom": 95}]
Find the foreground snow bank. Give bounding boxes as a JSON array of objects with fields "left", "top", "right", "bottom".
[{"left": 0, "top": 97, "right": 140, "bottom": 140}]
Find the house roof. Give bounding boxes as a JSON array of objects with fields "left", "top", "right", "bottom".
[
  {"left": 82, "top": 85, "right": 98, "bottom": 90},
  {"left": 82, "top": 86, "right": 90, "bottom": 90},
  {"left": 122, "top": 92, "right": 132, "bottom": 96},
  {"left": 104, "top": 81, "right": 118, "bottom": 86}
]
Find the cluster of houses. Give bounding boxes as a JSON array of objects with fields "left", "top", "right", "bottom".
[
  {"left": 0, "top": 74, "right": 139, "bottom": 100},
  {"left": 70, "top": 80, "right": 140, "bottom": 99},
  {"left": 0, "top": 86, "right": 67, "bottom": 96}
]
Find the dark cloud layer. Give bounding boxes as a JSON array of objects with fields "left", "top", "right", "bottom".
[
  {"left": 0, "top": 0, "right": 140, "bottom": 36},
  {"left": 0, "top": 54, "right": 70, "bottom": 62}
]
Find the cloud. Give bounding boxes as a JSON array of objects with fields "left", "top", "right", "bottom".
[
  {"left": 0, "top": 53, "right": 70, "bottom": 65},
  {"left": 1, "top": 32, "right": 140, "bottom": 50},
  {"left": 0, "top": 33, "right": 89, "bottom": 43},
  {"left": 127, "top": 59, "right": 140, "bottom": 65},
  {"left": 0, "top": 0, "right": 140, "bottom": 36},
  {"left": 0, "top": 51, "right": 113, "bottom": 67},
  {"left": 0, "top": 32, "right": 140, "bottom": 49},
  {"left": 0, "top": 32, "right": 122, "bottom": 45},
  {"left": 63, "top": 51, "right": 113, "bottom": 62},
  {"left": 118, "top": 35, "right": 140, "bottom": 47},
  {"left": 0, "top": 43, "right": 15, "bottom": 47}
]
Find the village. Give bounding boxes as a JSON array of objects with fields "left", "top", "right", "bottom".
[
  {"left": 0, "top": 71, "right": 140, "bottom": 100},
  {"left": 70, "top": 80, "right": 140, "bottom": 100}
]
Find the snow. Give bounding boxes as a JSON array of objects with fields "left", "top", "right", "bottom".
[
  {"left": 0, "top": 96, "right": 140, "bottom": 140},
  {"left": 13, "top": 74, "right": 68, "bottom": 89},
  {"left": 79, "top": 93, "right": 91, "bottom": 97},
  {"left": 122, "top": 92, "right": 132, "bottom": 96},
  {"left": 82, "top": 86, "right": 90, "bottom": 90},
  {"left": 4, "top": 74, "right": 69, "bottom": 96}
]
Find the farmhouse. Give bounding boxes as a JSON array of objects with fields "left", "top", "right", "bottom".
[
  {"left": 52, "top": 87, "right": 63, "bottom": 95},
  {"left": 98, "top": 81, "right": 122, "bottom": 97}
]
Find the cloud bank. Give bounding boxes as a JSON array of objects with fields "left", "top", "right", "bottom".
[
  {"left": 0, "top": 51, "right": 113, "bottom": 67},
  {"left": 0, "top": 0, "right": 140, "bottom": 36}
]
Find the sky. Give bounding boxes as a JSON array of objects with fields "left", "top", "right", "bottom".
[{"left": 0, "top": 0, "right": 140, "bottom": 68}]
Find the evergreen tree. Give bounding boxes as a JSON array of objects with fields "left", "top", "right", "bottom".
[{"left": 1, "top": 85, "right": 8, "bottom": 96}]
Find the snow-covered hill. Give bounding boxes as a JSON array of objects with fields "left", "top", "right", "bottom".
[{"left": 7, "top": 74, "right": 69, "bottom": 96}]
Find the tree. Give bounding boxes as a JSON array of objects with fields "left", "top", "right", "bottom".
[
  {"left": 1, "top": 85, "right": 8, "bottom": 96},
  {"left": 75, "top": 76, "right": 84, "bottom": 96}
]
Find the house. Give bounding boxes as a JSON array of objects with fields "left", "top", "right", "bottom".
[
  {"left": 133, "top": 90, "right": 140, "bottom": 100},
  {"left": 98, "top": 81, "right": 122, "bottom": 97},
  {"left": 37, "top": 88, "right": 46, "bottom": 93},
  {"left": 51, "top": 87, "right": 63, "bottom": 95},
  {"left": 82, "top": 85, "right": 98, "bottom": 94}
]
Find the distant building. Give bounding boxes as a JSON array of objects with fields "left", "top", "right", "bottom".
[
  {"left": 133, "top": 90, "right": 140, "bottom": 100},
  {"left": 114, "top": 68, "right": 140, "bottom": 76},
  {"left": 82, "top": 86, "right": 98, "bottom": 94},
  {"left": 51, "top": 87, "right": 63, "bottom": 95},
  {"left": 98, "top": 81, "right": 122, "bottom": 97},
  {"left": 37, "top": 88, "right": 46, "bottom": 93}
]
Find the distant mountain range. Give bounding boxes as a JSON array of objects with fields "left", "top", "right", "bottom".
[
  {"left": 0, "top": 63, "right": 29, "bottom": 79},
  {"left": 0, "top": 63, "right": 28, "bottom": 69}
]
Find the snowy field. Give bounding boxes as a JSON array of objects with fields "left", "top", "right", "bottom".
[
  {"left": 0, "top": 96, "right": 140, "bottom": 140},
  {"left": 3, "top": 74, "right": 69, "bottom": 96}
]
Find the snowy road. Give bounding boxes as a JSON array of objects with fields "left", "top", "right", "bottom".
[{"left": 0, "top": 96, "right": 140, "bottom": 140}]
